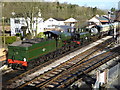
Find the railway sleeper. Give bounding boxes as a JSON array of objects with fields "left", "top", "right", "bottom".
[
  {"left": 51, "top": 82, "right": 59, "bottom": 85},
  {"left": 45, "top": 74, "right": 55, "bottom": 77},
  {"left": 37, "top": 78, "right": 46, "bottom": 82},
  {"left": 58, "top": 67, "right": 67, "bottom": 71},
  {"left": 28, "top": 83, "right": 36, "bottom": 87},
  {"left": 40, "top": 77, "right": 50, "bottom": 80},
  {"left": 42, "top": 76, "right": 50, "bottom": 79},
  {"left": 54, "top": 69, "right": 63, "bottom": 72},
  {"left": 45, "top": 84, "right": 55, "bottom": 88},
  {"left": 47, "top": 84, "right": 58, "bottom": 88},
  {"left": 32, "top": 81, "right": 40, "bottom": 84},
  {"left": 50, "top": 71, "right": 59, "bottom": 74}
]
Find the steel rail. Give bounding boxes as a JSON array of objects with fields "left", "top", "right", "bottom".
[{"left": 17, "top": 39, "right": 114, "bottom": 89}]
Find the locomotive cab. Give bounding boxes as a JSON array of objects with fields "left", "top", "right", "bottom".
[{"left": 44, "top": 31, "right": 61, "bottom": 40}]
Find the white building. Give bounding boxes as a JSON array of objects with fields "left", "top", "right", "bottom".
[
  {"left": 64, "top": 18, "right": 77, "bottom": 27},
  {"left": 10, "top": 17, "right": 78, "bottom": 36},
  {"left": 10, "top": 18, "right": 26, "bottom": 36},
  {"left": 10, "top": 17, "right": 44, "bottom": 36},
  {"left": 44, "top": 17, "right": 78, "bottom": 31},
  {"left": 44, "top": 18, "right": 65, "bottom": 31},
  {"left": 88, "top": 16, "right": 102, "bottom": 26}
]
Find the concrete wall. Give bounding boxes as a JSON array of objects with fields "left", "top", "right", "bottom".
[{"left": 107, "top": 63, "right": 120, "bottom": 84}]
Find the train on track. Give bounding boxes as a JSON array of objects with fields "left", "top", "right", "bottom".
[{"left": 7, "top": 22, "right": 120, "bottom": 70}]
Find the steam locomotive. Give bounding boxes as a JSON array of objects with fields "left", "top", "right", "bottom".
[{"left": 7, "top": 22, "right": 119, "bottom": 70}]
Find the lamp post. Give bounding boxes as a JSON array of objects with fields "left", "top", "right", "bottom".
[
  {"left": 11, "top": 11, "right": 15, "bottom": 36},
  {"left": 2, "top": 16, "right": 5, "bottom": 48},
  {"left": 2, "top": 3, "right": 5, "bottom": 48},
  {"left": 108, "top": 11, "right": 116, "bottom": 38}
]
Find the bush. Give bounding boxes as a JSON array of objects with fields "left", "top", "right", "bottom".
[
  {"left": 1, "top": 36, "right": 17, "bottom": 44},
  {"left": 15, "top": 33, "right": 21, "bottom": 37},
  {"left": 36, "top": 32, "right": 45, "bottom": 38},
  {"left": 25, "top": 33, "right": 32, "bottom": 39}
]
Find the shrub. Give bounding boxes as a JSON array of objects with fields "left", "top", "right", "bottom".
[
  {"left": 1, "top": 36, "right": 17, "bottom": 44},
  {"left": 36, "top": 32, "right": 45, "bottom": 38},
  {"left": 15, "top": 33, "right": 21, "bottom": 37}
]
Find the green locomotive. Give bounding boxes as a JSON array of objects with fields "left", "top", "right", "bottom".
[
  {"left": 8, "top": 31, "right": 74, "bottom": 69},
  {"left": 8, "top": 21, "right": 117, "bottom": 70}
]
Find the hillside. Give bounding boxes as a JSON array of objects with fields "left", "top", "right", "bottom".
[{"left": 2, "top": 2, "right": 106, "bottom": 27}]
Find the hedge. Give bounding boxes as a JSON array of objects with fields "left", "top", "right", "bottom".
[{"left": 0, "top": 36, "right": 17, "bottom": 44}]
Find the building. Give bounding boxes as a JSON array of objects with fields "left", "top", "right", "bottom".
[
  {"left": 55, "top": 25, "right": 76, "bottom": 32},
  {"left": 87, "top": 15, "right": 110, "bottom": 26},
  {"left": 10, "top": 17, "right": 44, "bottom": 36},
  {"left": 44, "top": 18, "right": 65, "bottom": 31},
  {"left": 102, "top": 15, "right": 115, "bottom": 22},
  {"left": 10, "top": 17, "right": 78, "bottom": 36},
  {"left": 118, "top": 1, "right": 120, "bottom": 10},
  {"left": 64, "top": 18, "right": 78, "bottom": 27},
  {"left": 88, "top": 16, "right": 102, "bottom": 26},
  {"left": 86, "top": 15, "right": 111, "bottom": 29},
  {"left": 44, "top": 17, "right": 77, "bottom": 31},
  {"left": 97, "top": 16, "right": 109, "bottom": 24}
]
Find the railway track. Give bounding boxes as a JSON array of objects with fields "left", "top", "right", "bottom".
[
  {"left": 2, "top": 36, "right": 114, "bottom": 89},
  {"left": 17, "top": 45, "right": 120, "bottom": 89},
  {"left": 3, "top": 40, "right": 86, "bottom": 82},
  {"left": 12, "top": 38, "right": 116, "bottom": 89}
]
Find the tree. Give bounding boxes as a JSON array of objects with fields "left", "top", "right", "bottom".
[
  {"left": 2, "top": 2, "right": 106, "bottom": 30},
  {"left": 111, "top": 7, "right": 116, "bottom": 12},
  {"left": 10, "top": 2, "right": 41, "bottom": 39},
  {"left": 93, "top": 7, "right": 97, "bottom": 16}
]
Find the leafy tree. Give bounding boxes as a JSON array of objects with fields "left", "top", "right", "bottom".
[
  {"left": 92, "top": 7, "right": 97, "bottom": 16},
  {"left": 2, "top": 2, "right": 106, "bottom": 32},
  {"left": 111, "top": 7, "right": 116, "bottom": 12}
]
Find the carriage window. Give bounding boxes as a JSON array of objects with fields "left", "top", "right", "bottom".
[
  {"left": 45, "top": 33, "right": 52, "bottom": 39},
  {"left": 46, "top": 34, "right": 49, "bottom": 38}
]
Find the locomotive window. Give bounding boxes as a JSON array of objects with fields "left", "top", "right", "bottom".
[
  {"left": 45, "top": 34, "right": 48, "bottom": 38},
  {"left": 49, "top": 33, "right": 51, "bottom": 37}
]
